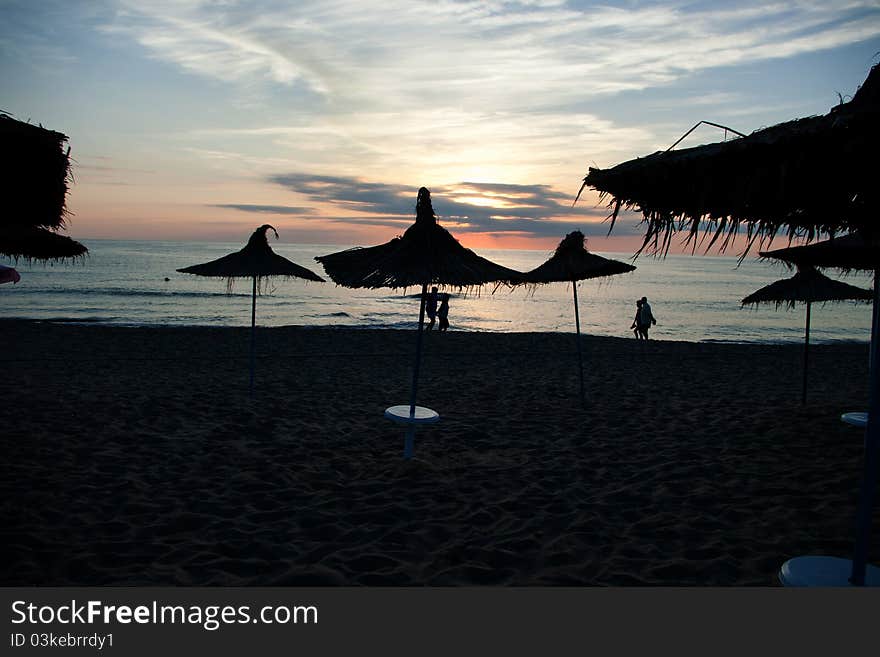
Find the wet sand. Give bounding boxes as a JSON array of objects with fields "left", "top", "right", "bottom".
[{"left": 1, "top": 319, "right": 877, "bottom": 585}]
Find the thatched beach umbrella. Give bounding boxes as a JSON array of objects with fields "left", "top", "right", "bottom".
[
  {"left": 315, "top": 187, "right": 522, "bottom": 458},
  {"left": 177, "top": 225, "right": 324, "bottom": 396},
  {"left": 0, "top": 226, "right": 88, "bottom": 262},
  {"left": 0, "top": 112, "right": 87, "bottom": 261},
  {"left": 759, "top": 232, "right": 880, "bottom": 272},
  {"left": 742, "top": 265, "right": 872, "bottom": 404},
  {"left": 761, "top": 232, "right": 880, "bottom": 374},
  {"left": 519, "top": 230, "right": 635, "bottom": 405},
  {"left": 578, "top": 63, "right": 880, "bottom": 585},
  {"left": 576, "top": 63, "right": 880, "bottom": 258}
]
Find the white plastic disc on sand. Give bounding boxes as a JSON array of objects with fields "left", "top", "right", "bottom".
[
  {"left": 384, "top": 405, "right": 440, "bottom": 425},
  {"left": 841, "top": 412, "right": 868, "bottom": 428},
  {"left": 779, "top": 556, "right": 880, "bottom": 586}
]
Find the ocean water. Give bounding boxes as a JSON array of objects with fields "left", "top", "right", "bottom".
[{"left": 1, "top": 239, "right": 874, "bottom": 344}]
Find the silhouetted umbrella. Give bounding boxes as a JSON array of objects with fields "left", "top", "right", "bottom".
[
  {"left": 519, "top": 230, "right": 635, "bottom": 405},
  {"left": 742, "top": 265, "right": 872, "bottom": 404},
  {"left": 178, "top": 225, "right": 324, "bottom": 395},
  {"left": 316, "top": 187, "right": 522, "bottom": 457},
  {"left": 760, "top": 232, "right": 880, "bottom": 272},
  {"left": 578, "top": 63, "right": 880, "bottom": 585},
  {"left": 577, "top": 63, "right": 880, "bottom": 258},
  {"left": 0, "top": 112, "right": 87, "bottom": 261},
  {"left": 1, "top": 264, "right": 21, "bottom": 285},
  {"left": 0, "top": 226, "right": 88, "bottom": 261}
]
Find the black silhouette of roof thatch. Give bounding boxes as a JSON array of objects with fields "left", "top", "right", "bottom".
[
  {"left": 0, "top": 112, "right": 87, "bottom": 261},
  {"left": 579, "top": 64, "right": 880, "bottom": 255},
  {"left": 759, "top": 232, "right": 880, "bottom": 273}
]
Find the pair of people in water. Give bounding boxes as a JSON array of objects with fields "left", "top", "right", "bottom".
[
  {"left": 631, "top": 296, "right": 656, "bottom": 340},
  {"left": 425, "top": 286, "right": 450, "bottom": 331}
]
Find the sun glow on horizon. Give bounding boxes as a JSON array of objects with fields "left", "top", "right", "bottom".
[{"left": 448, "top": 195, "right": 516, "bottom": 209}]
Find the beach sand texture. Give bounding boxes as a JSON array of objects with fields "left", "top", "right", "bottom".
[{"left": 2, "top": 320, "right": 878, "bottom": 585}]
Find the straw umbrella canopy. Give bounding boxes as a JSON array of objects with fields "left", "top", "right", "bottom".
[
  {"left": 742, "top": 265, "right": 872, "bottom": 404},
  {"left": 578, "top": 64, "right": 880, "bottom": 257},
  {"left": 577, "top": 64, "right": 880, "bottom": 585},
  {"left": 315, "top": 187, "right": 523, "bottom": 289},
  {"left": 177, "top": 224, "right": 324, "bottom": 396},
  {"left": 0, "top": 226, "right": 88, "bottom": 262},
  {"left": 0, "top": 112, "right": 87, "bottom": 261},
  {"left": 759, "top": 232, "right": 880, "bottom": 272},
  {"left": 518, "top": 230, "right": 635, "bottom": 405},
  {"left": 315, "top": 187, "right": 523, "bottom": 457}
]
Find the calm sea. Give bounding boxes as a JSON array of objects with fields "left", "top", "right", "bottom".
[{"left": 1, "top": 239, "right": 873, "bottom": 344}]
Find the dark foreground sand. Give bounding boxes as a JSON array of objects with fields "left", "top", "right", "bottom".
[{"left": 1, "top": 319, "right": 878, "bottom": 585}]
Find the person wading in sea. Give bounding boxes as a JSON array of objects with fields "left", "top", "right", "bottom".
[{"left": 638, "top": 296, "right": 657, "bottom": 339}]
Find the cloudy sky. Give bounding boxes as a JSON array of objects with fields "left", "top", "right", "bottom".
[{"left": 2, "top": 0, "right": 879, "bottom": 251}]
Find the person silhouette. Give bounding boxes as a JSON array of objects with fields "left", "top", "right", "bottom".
[
  {"left": 438, "top": 293, "right": 450, "bottom": 331},
  {"left": 638, "top": 296, "right": 657, "bottom": 340},
  {"left": 425, "top": 286, "right": 439, "bottom": 330},
  {"left": 630, "top": 299, "right": 643, "bottom": 339}
]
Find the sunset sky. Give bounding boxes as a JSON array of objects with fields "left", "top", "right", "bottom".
[{"left": 2, "top": 1, "right": 879, "bottom": 252}]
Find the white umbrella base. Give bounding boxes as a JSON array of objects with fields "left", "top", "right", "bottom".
[
  {"left": 841, "top": 412, "right": 868, "bottom": 428},
  {"left": 779, "top": 556, "right": 880, "bottom": 586},
  {"left": 384, "top": 405, "right": 440, "bottom": 459}
]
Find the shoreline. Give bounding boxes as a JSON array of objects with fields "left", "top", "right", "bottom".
[
  {"left": 0, "top": 317, "right": 870, "bottom": 347},
  {"left": 3, "top": 320, "right": 878, "bottom": 585}
]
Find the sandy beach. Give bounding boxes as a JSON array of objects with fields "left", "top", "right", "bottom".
[{"left": 2, "top": 319, "right": 878, "bottom": 585}]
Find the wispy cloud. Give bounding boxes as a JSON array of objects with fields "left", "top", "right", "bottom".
[
  {"left": 264, "top": 173, "right": 636, "bottom": 238},
  {"left": 108, "top": 0, "right": 879, "bottom": 184},
  {"left": 212, "top": 203, "right": 312, "bottom": 214},
  {"left": 100, "top": 1, "right": 880, "bottom": 106}
]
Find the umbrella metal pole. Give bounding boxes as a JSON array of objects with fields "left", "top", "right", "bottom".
[
  {"left": 572, "top": 282, "right": 585, "bottom": 406},
  {"left": 850, "top": 270, "right": 880, "bottom": 585},
  {"left": 802, "top": 301, "right": 811, "bottom": 405},
  {"left": 250, "top": 276, "right": 257, "bottom": 398},
  {"left": 404, "top": 282, "right": 429, "bottom": 459}
]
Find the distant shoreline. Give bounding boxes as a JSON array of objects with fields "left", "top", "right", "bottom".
[
  {"left": 0, "top": 317, "right": 870, "bottom": 347},
  {"left": 4, "top": 240, "right": 872, "bottom": 343}
]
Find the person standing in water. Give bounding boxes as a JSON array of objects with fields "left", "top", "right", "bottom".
[
  {"left": 638, "top": 296, "right": 657, "bottom": 340},
  {"left": 438, "top": 293, "right": 450, "bottom": 332},
  {"left": 630, "top": 299, "right": 643, "bottom": 339},
  {"left": 425, "top": 286, "right": 439, "bottom": 330}
]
